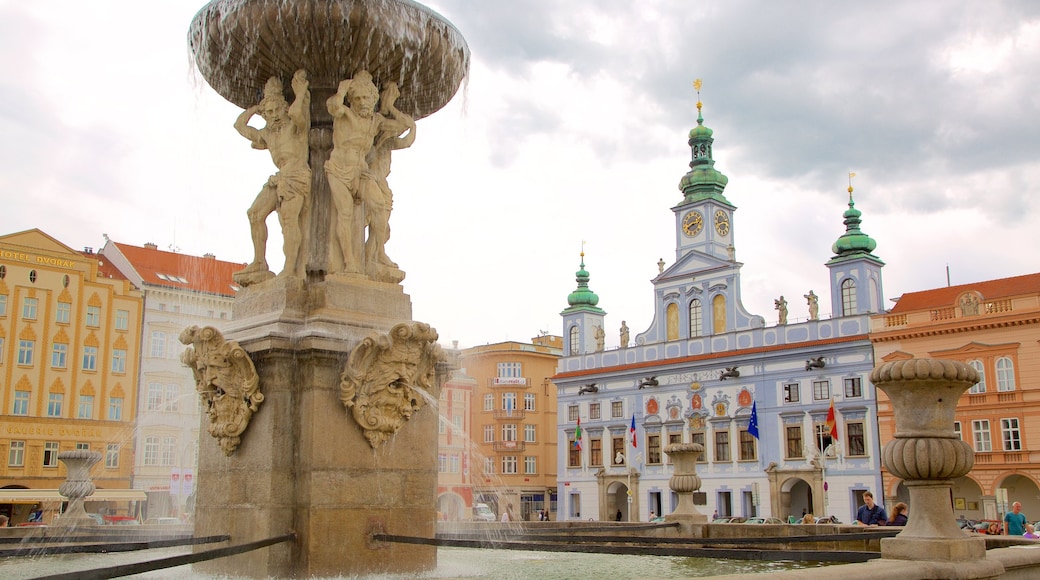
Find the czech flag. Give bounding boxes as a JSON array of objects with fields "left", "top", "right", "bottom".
[
  {"left": 825, "top": 399, "right": 838, "bottom": 440},
  {"left": 630, "top": 414, "right": 638, "bottom": 448},
  {"left": 574, "top": 417, "right": 583, "bottom": 451},
  {"left": 748, "top": 401, "right": 759, "bottom": 440}
]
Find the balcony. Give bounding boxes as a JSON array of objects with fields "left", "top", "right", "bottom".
[
  {"left": 493, "top": 440, "right": 526, "bottom": 453},
  {"left": 493, "top": 409, "right": 527, "bottom": 420},
  {"left": 488, "top": 377, "right": 530, "bottom": 389}
]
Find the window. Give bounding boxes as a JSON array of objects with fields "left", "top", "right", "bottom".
[
  {"left": 786, "top": 425, "right": 803, "bottom": 459},
  {"left": 111, "top": 349, "right": 127, "bottom": 373},
  {"left": 12, "top": 391, "right": 30, "bottom": 415},
  {"left": 968, "top": 360, "right": 986, "bottom": 394},
  {"left": 165, "top": 384, "right": 179, "bottom": 411},
  {"left": 8, "top": 441, "right": 25, "bottom": 467},
  {"left": 0, "top": 336, "right": 4, "bottom": 360},
  {"left": 667, "top": 432, "right": 683, "bottom": 464},
  {"left": 438, "top": 454, "right": 447, "bottom": 473},
  {"left": 453, "top": 415, "right": 462, "bottom": 432},
  {"left": 1001, "top": 418, "right": 1022, "bottom": 451},
  {"left": 996, "top": 357, "right": 1015, "bottom": 392},
  {"left": 22, "top": 297, "right": 38, "bottom": 320},
  {"left": 47, "top": 393, "right": 63, "bottom": 417},
  {"left": 589, "top": 402, "right": 601, "bottom": 420},
  {"left": 844, "top": 377, "right": 862, "bottom": 398},
  {"left": 691, "top": 432, "right": 706, "bottom": 463},
  {"left": 0, "top": 294, "right": 6, "bottom": 316},
  {"left": 144, "top": 436, "right": 159, "bottom": 465},
  {"left": 161, "top": 437, "right": 176, "bottom": 466},
  {"left": 108, "top": 397, "right": 123, "bottom": 420},
  {"left": 524, "top": 424, "right": 536, "bottom": 442},
  {"left": 75, "top": 442, "right": 90, "bottom": 450},
  {"left": 151, "top": 331, "right": 166, "bottom": 358},
  {"left": 568, "top": 436, "right": 581, "bottom": 467},
  {"left": 569, "top": 326, "right": 579, "bottom": 355},
  {"left": 612, "top": 437, "right": 625, "bottom": 464},
  {"left": 739, "top": 429, "right": 757, "bottom": 460},
  {"left": 51, "top": 343, "right": 68, "bottom": 368},
  {"left": 502, "top": 424, "right": 517, "bottom": 442},
  {"left": 611, "top": 401, "right": 624, "bottom": 419},
  {"left": 647, "top": 434, "right": 662, "bottom": 464},
  {"left": 689, "top": 299, "right": 703, "bottom": 337},
  {"left": 814, "top": 424, "right": 834, "bottom": 452},
  {"left": 105, "top": 444, "right": 119, "bottom": 468},
  {"left": 841, "top": 279, "right": 857, "bottom": 315},
  {"left": 82, "top": 345, "right": 98, "bottom": 371},
  {"left": 115, "top": 309, "right": 129, "bottom": 330},
  {"left": 450, "top": 454, "right": 460, "bottom": 473},
  {"left": 568, "top": 405, "right": 578, "bottom": 422},
  {"left": 783, "top": 383, "right": 799, "bottom": 403},
  {"left": 524, "top": 456, "right": 537, "bottom": 474},
  {"left": 812, "top": 380, "right": 830, "bottom": 401},
  {"left": 590, "top": 437, "right": 602, "bottom": 466},
  {"left": 56, "top": 301, "right": 71, "bottom": 324},
  {"left": 43, "top": 442, "right": 59, "bottom": 467},
  {"left": 483, "top": 457, "right": 494, "bottom": 475},
  {"left": 501, "top": 392, "right": 517, "bottom": 414},
  {"left": 147, "top": 383, "right": 163, "bottom": 411},
  {"left": 483, "top": 425, "right": 494, "bottom": 443},
  {"left": 714, "top": 430, "right": 730, "bottom": 462},
  {"left": 497, "top": 362, "right": 522, "bottom": 377},
  {"left": 972, "top": 420, "right": 992, "bottom": 452},
  {"left": 502, "top": 456, "right": 518, "bottom": 474},
  {"left": 78, "top": 395, "right": 94, "bottom": 419},
  {"left": 847, "top": 422, "right": 865, "bottom": 456},
  {"left": 483, "top": 394, "right": 493, "bottom": 411},
  {"left": 85, "top": 305, "right": 100, "bottom": 327},
  {"left": 954, "top": 421, "right": 962, "bottom": 441},
  {"left": 524, "top": 392, "right": 536, "bottom": 412},
  {"left": 17, "top": 339, "right": 34, "bottom": 365}
]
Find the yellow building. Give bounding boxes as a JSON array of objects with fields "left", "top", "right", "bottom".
[
  {"left": 871, "top": 272, "right": 1040, "bottom": 521},
  {"left": 462, "top": 335, "right": 560, "bottom": 521},
  {"left": 0, "top": 229, "right": 143, "bottom": 523}
]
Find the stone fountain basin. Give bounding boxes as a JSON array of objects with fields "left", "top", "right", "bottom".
[{"left": 189, "top": 0, "right": 470, "bottom": 119}]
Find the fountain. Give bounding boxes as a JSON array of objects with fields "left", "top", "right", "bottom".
[
  {"left": 664, "top": 442, "right": 708, "bottom": 531},
  {"left": 184, "top": 1, "right": 468, "bottom": 577},
  {"left": 53, "top": 450, "right": 103, "bottom": 528}
]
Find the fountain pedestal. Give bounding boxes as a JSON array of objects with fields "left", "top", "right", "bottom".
[
  {"left": 664, "top": 443, "right": 707, "bottom": 533},
  {"left": 871, "top": 358, "right": 985, "bottom": 562},
  {"left": 54, "top": 450, "right": 102, "bottom": 528}
]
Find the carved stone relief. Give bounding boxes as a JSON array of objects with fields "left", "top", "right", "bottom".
[
  {"left": 180, "top": 326, "right": 264, "bottom": 456},
  {"left": 340, "top": 322, "right": 445, "bottom": 448}
]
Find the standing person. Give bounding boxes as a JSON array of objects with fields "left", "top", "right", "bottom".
[
  {"left": 1005, "top": 501, "right": 1027, "bottom": 536},
  {"left": 712, "top": 509, "right": 719, "bottom": 520},
  {"left": 853, "top": 491, "right": 887, "bottom": 526},
  {"left": 616, "top": 509, "right": 623, "bottom": 522},
  {"left": 888, "top": 502, "right": 909, "bottom": 526}
]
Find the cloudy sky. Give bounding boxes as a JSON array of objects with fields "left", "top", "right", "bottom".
[{"left": 2, "top": 1, "right": 1038, "bottom": 349}]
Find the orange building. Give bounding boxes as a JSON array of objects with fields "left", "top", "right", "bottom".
[
  {"left": 871, "top": 272, "right": 1040, "bottom": 521},
  {"left": 437, "top": 363, "right": 476, "bottom": 520},
  {"left": 462, "top": 335, "right": 560, "bottom": 521},
  {"left": 0, "top": 229, "right": 144, "bottom": 523}
]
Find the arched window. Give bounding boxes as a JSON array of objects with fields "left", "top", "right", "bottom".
[
  {"left": 689, "top": 299, "right": 703, "bottom": 338},
  {"left": 968, "top": 360, "right": 986, "bottom": 394},
  {"left": 666, "top": 303, "right": 679, "bottom": 341},
  {"left": 712, "top": 295, "right": 726, "bottom": 334},
  {"left": 841, "top": 279, "right": 857, "bottom": 316},
  {"left": 569, "top": 325, "right": 580, "bottom": 355},
  {"left": 996, "top": 357, "right": 1015, "bottom": 392}
]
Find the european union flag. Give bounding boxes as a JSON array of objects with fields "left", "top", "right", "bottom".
[{"left": 748, "top": 401, "right": 760, "bottom": 440}]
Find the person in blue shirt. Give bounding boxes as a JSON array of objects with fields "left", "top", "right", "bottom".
[
  {"left": 853, "top": 491, "right": 887, "bottom": 526},
  {"left": 1005, "top": 502, "right": 1027, "bottom": 536}
]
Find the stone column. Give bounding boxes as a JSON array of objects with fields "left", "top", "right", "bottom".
[
  {"left": 55, "top": 450, "right": 102, "bottom": 527},
  {"left": 871, "top": 358, "right": 984, "bottom": 561},
  {"left": 664, "top": 443, "right": 707, "bottom": 530}
]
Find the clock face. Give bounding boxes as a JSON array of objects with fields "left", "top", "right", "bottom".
[
  {"left": 714, "top": 210, "right": 730, "bottom": 236},
  {"left": 682, "top": 211, "right": 704, "bottom": 236}
]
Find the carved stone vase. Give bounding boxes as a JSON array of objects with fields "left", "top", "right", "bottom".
[
  {"left": 55, "top": 449, "right": 103, "bottom": 527},
  {"left": 664, "top": 443, "right": 707, "bottom": 522},
  {"left": 871, "top": 358, "right": 984, "bottom": 561}
]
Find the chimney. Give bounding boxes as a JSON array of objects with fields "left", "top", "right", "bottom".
[
  {"left": 203, "top": 253, "right": 216, "bottom": 260},
  {"left": 144, "top": 242, "right": 158, "bottom": 250},
  {"left": 83, "top": 247, "right": 93, "bottom": 254}
]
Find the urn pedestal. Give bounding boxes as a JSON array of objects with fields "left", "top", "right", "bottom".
[
  {"left": 872, "top": 359, "right": 985, "bottom": 562},
  {"left": 54, "top": 450, "right": 103, "bottom": 528},
  {"left": 664, "top": 443, "right": 707, "bottom": 531}
]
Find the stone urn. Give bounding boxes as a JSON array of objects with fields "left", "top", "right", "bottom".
[
  {"left": 871, "top": 358, "right": 984, "bottom": 561},
  {"left": 55, "top": 449, "right": 103, "bottom": 527},
  {"left": 664, "top": 443, "right": 707, "bottom": 523}
]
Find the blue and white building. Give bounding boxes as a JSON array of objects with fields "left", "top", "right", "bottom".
[{"left": 553, "top": 96, "right": 887, "bottom": 524}]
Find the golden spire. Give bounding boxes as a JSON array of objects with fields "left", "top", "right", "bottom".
[{"left": 694, "top": 79, "right": 703, "bottom": 113}]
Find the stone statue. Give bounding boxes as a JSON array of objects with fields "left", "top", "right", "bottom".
[
  {"left": 233, "top": 70, "right": 311, "bottom": 286},
  {"left": 180, "top": 326, "right": 264, "bottom": 456},
  {"left": 620, "top": 320, "right": 630, "bottom": 348},
  {"left": 594, "top": 325, "right": 605, "bottom": 352},
  {"left": 960, "top": 293, "right": 980, "bottom": 316},
  {"left": 340, "top": 322, "right": 445, "bottom": 448},
  {"left": 363, "top": 82, "right": 415, "bottom": 278},
  {"left": 774, "top": 295, "right": 788, "bottom": 325},
  {"left": 804, "top": 290, "right": 819, "bottom": 320}
]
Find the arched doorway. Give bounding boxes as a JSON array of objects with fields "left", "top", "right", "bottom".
[
  {"left": 606, "top": 480, "right": 629, "bottom": 522},
  {"left": 437, "top": 493, "right": 465, "bottom": 521},
  {"left": 783, "top": 478, "right": 814, "bottom": 521},
  {"left": 998, "top": 473, "right": 1040, "bottom": 524}
]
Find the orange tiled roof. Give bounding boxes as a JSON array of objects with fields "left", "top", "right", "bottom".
[
  {"left": 112, "top": 242, "right": 245, "bottom": 297},
  {"left": 88, "top": 251, "right": 130, "bottom": 281},
  {"left": 889, "top": 272, "right": 1040, "bottom": 314}
]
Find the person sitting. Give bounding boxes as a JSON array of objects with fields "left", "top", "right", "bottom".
[
  {"left": 853, "top": 491, "right": 887, "bottom": 526},
  {"left": 802, "top": 513, "right": 815, "bottom": 524},
  {"left": 1024, "top": 523, "right": 1038, "bottom": 539},
  {"left": 888, "top": 502, "right": 908, "bottom": 526}
]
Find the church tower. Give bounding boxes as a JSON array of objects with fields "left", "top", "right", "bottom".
[
  {"left": 826, "top": 177, "right": 885, "bottom": 315},
  {"left": 561, "top": 252, "right": 606, "bottom": 355}
]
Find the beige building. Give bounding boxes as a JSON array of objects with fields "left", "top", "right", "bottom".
[
  {"left": 0, "top": 229, "right": 143, "bottom": 524},
  {"left": 462, "top": 335, "right": 560, "bottom": 521},
  {"left": 871, "top": 272, "right": 1040, "bottom": 521}
]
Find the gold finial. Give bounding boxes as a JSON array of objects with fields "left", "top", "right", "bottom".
[
  {"left": 848, "top": 172, "right": 856, "bottom": 197},
  {"left": 694, "top": 79, "right": 703, "bottom": 112},
  {"left": 581, "top": 240, "right": 586, "bottom": 259}
]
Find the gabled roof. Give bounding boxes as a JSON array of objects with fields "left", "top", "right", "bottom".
[
  {"left": 889, "top": 272, "right": 1040, "bottom": 314},
  {"left": 111, "top": 242, "right": 245, "bottom": 297},
  {"left": 91, "top": 251, "right": 129, "bottom": 281}
]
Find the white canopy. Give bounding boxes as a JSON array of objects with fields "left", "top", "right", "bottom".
[{"left": 0, "top": 488, "right": 147, "bottom": 504}]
